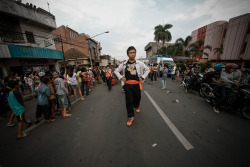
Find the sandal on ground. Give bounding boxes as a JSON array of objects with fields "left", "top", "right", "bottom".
[
  {"left": 81, "top": 97, "right": 84, "bottom": 101},
  {"left": 62, "top": 114, "right": 72, "bottom": 119},
  {"left": 46, "top": 119, "right": 55, "bottom": 123},
  {"left": 16, "top": 132, "right": 30, "bottom": 140},
  {"left": 7, "top": 122, "right": 16, "bottom": 127},
  {"left": 127, "top": 117, "right": 134, "bottom": 127},
  {"left": 136, "top": 108, "right": 140, "bottom": 113},
  {"left": 26, "top": 121, "right": 32, "bottom": 127}
]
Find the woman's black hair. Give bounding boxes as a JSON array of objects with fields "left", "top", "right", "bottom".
[
  {"left": 8, "top": 80, "right": 18, "bottom": 89},
  {"left": 81, "top": 67, "right": 87, "bottom": 72},
  {"left": 42, "top": 77, "right": 50, "bottom": 84},
  {"left": 68, "top": 70, "right": 73, "bottom": 77}
]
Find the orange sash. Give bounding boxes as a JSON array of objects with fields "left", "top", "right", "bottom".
[{"left": 125, "top": 80, "right": 143, "bottom": 90}]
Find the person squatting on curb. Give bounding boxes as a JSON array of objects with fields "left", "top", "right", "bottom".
[{"left": 114, "top": 46, "right": 150, "bottom": 127}]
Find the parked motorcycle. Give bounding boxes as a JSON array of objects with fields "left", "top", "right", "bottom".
[
  {"left": 182, "top": 73, "right": 204, "bottom": 97},
  {"left": 201, "top": 83, "right": 250, "bottom": 120}
]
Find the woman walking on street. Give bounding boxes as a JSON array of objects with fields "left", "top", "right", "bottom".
[
  {"left": 106, "top": 66, "right": 113, "bottom": 92},
  {"left": 101, "top": 67, "right": 106, "bottom": 84},
  {"left": 161, "top": 64, "right": 168, "bottom": 90},
  {"left": 80, "top": 67, "right": 90, "bottom": 96},
  {"left": 153, "top": 63, "right": 158, "bottom": 82},
  {"left": 67, "top": 70, "right": 84, "bottom": 101}
]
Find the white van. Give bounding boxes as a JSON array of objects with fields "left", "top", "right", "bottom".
[{"left": 149, "top": 55, "right": 176, "bottom": 75}]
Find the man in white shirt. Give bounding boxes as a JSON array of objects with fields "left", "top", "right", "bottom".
[{"left": 114, "top": 46, "right": 150, "bottom": 127}]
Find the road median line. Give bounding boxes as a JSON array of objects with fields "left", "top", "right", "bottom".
[{"left": 144, "top": 91, "right": 194, "bottom": 150}]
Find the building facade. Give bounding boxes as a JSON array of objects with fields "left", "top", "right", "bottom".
[
  {"left": 53, "top": 26, "right": 102, "bottom": 67},
  {"left": 190, "top": 13, "right": 250, "bottom": 67},
  {"left": 0, "top": 0, "right": 63, "bottom": 78},
  {"left": 144, "top": 42, "right": 172, "bottom": 59},
  {"left": 221, "top": 13, "right": 250, "bottom": 67},
  {"left": 99, "top": 55, "right": 111, "bottom": 67}
]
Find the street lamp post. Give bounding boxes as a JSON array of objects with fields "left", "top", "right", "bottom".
[{"left": 87, "top": 31, "right": 109, "bottom": 68}]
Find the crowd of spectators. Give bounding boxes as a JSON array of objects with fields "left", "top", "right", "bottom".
[{"left": 0, "top": 65, "right": 118, "bottom": 139}]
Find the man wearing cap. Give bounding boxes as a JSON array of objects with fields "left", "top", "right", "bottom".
[{"left": 114, "top": 46, "right": 150, "bottom": 127}]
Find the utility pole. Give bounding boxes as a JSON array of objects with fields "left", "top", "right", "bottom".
[
  {"left": 87, "top": 31, "right": 109, "bottom": 68},
  {"left": 47, "top": 2, "right": 50, "bottom": 13},
  {"left": 87, "top": 39, "right": 93, "bottom": 68},
  {"left": 60, "top": 34, "right": 66, "bottom": 66}
]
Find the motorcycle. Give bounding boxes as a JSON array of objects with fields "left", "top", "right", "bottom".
[
  {"left": 201, "top": 83, "right": 250, "bottom": 120},
  {"left": 182, "top": 73, "right": 204, "bottom": 97}
]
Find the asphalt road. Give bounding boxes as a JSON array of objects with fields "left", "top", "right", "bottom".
[{"left": 1, "top": 77, "right": 250, "bottom": 167}]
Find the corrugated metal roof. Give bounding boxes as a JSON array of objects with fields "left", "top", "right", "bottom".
[
  {"left": 8, "top": 44, "right": 63, "bottom": 59},
  {"left": 0, "top": 44, "right": 11, "bottom": 58}
]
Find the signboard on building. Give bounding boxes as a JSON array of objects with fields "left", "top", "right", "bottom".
[
  {"left": 44, "top": 38, "right": 53, "bottom": 47},
  {"left": 22, "top": 66, "right": 33, "bottom": 74},
  {"left": 33, "top": 66, "right": 49, "bottom": 72}
]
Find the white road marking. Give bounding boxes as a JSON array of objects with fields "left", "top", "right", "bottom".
[
  {"left": 24, "top": 98, "right": 80, "bottom": 133},
  {"left": 24, "top": 120, "right": 45, "bottom": 133},
  {"left": 144, "top": 91, "right": 194, "bottom": 150}
]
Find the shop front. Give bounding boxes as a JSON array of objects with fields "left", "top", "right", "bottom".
[{"left": 0, "top": 44, "right": 63, "bottom": 77}]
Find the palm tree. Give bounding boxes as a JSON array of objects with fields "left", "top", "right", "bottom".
[
  {"left": 157, "top": 46, "right": 167, "bottom": 55},
  {"left": 175, "top": 35, "right": 192, "bottom": 56},
  {"left": 165, "top": 43, "right": 183, "bottom": 56},
  {"left": 213, "top": 47, "right": 223, "bottom": 62},
  {"left": 154, "top": 24, "right": 173, "bottom": 46},
  {"left": 189, "top": 40, "right": 212, "bottom": 61}
]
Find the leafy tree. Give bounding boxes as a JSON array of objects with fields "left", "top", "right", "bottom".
[
  {"left": 189, "top": 40, "right": 212, "bottom": 61},
  {"left": 175, "top": 36, "right": 192, "bottom": 57},
  {"left": 157, "top": 46, "right": 167, "bottom": 55},
  {"left": 213, "top": 47, "right": 223, "bottom": 62},
  {"left": 154, "top": 24, "right": 173, "bottom": 46},
  {"left": 164, "top": 43, "right": 183, "bottom": 56}
]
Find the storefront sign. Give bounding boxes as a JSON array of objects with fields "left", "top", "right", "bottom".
[
  {"left": 33, "top": 66, "right": 49, "bottom": 72},
  {"left": 22, "top": 66, "right": 33, "bottom": 74},
  {"left": 44, "top": 39, "right": 53, "bottom": 47},
  {"left": 19, "top": 59, "right": 48, "bottom": 66}
]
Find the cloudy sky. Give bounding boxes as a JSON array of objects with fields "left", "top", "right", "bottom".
[{"left": 24, "top": 0, "right": 249, "bottom": 60}]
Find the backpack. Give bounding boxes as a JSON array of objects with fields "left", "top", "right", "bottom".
[
  {"left": 202, "top": 71, "right": 214, "bottom": 83},
  {"left": 81, "top": 72, "right": 88, "bottom": 82}
]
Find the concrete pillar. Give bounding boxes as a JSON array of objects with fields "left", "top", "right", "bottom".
[{"left": 0, "top": 61, "right": 9, "bottom": 77}]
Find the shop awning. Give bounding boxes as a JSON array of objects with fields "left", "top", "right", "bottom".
[{"left": 7, "top": 44, "right": 63, "bottom": 59}]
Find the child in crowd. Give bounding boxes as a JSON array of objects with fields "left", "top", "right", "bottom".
[
  {"left": 54, "top": 71, "right": 71, "bottom": 118},
  {"left": 171, "top": 68, "right": 176, "bottom": 81},
  {"left": 35, "top": 77, "right": 55, "bottom": 123},
  {"left": 8, "top": 80, "right": 31, "bottom": 139},
  {"left": 28, "top": 74, "right": 34, "bottom": 93},
  {"left": 153, "top": 63, "right": 158, "bottom": 81},
  {"left": 176, "top": 68, "right": 180, "bottom": 81},
  {"left": 48, "top": 76, "right": 57, "bottom": 119}
]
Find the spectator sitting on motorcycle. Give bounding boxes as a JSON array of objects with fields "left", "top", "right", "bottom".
[
  {"left": 208, "top": 64, "right": 227, "bottom": 113},
  {"left": 185, "top": 62, "right": 201, "bottom": 93},
  {"left": 180, "top": 66, "right": 190, "bottom": 87},
  {"left": 232, "top": 67, "right": 242, "bottom": 82},
  {"left": 220, "top": 63, "right": 239, "bottom": 88}
]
